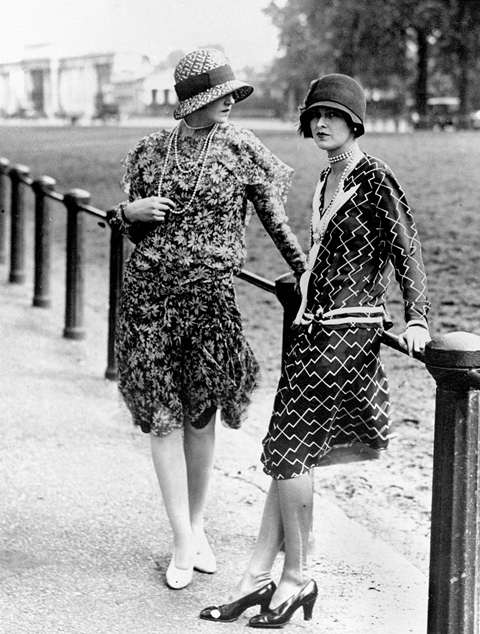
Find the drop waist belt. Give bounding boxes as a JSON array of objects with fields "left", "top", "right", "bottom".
[{"left": 312, "top": 306, "right": 385, "bottom": 327}]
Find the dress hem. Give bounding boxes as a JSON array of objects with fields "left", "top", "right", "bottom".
[{"left": 263, "top": 441, "right": 389, "bottom": 480}]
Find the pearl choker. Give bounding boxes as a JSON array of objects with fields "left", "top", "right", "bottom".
[
  {"left": 328, "top": 147, "right": 354, "bottom": 164},
  {"left": 311, "top": 153, "right": 355, "bottom": 245}
]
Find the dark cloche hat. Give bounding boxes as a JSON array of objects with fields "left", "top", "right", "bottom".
[{"left": 299, "top": 73, "right": 366, "bottom": 137}]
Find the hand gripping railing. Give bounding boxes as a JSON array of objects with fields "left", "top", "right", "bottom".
[{"left": 1, "top": 157, "right": 480, "bottom": 633}]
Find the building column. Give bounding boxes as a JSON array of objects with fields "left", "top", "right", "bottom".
[{"left": 47, "top": 58, "right": 60, "bottom": 118}]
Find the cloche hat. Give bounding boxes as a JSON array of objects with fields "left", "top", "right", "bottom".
[
  {"left": 173, "top": 48, "right": 253, "bottom": 120},
  {"left": 299, "top": 73, "right": 366, "bottom": 137}
]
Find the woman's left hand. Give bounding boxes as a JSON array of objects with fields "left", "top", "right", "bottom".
[{"left": 399, "top": 325, "right": 431, "bottom": 356}]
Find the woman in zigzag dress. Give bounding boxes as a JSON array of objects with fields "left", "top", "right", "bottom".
[{"left": 200, "top": 74, "right": 430, "bottom": 628}]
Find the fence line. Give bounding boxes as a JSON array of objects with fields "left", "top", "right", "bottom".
[{"left": 1, "top": 156, "right": 480, "bottom": 634}]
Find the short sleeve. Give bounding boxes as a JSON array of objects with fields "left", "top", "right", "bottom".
[
  {"left": 107, "top": 136, "right": 152, "bottom": 243},
  {"left": 229, "top": 128, "right": 293, "bottom": 203},
  {"left": 223, "top": 128, "right": 306, "bottom": 275},
  {"left": 121, "top": 137, "right": 150, "bottom": 201}
]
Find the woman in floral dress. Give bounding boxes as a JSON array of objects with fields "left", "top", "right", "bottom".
[
  {"left": 107, "top": 48, "right": 305, "bottom": 590},
  {"left": 200, "top": 74, "right": 430, "bottom": 627}
]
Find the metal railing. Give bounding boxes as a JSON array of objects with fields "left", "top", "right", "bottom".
[{"left": 0, "top": 155, "right": 479, "bottom": 634}]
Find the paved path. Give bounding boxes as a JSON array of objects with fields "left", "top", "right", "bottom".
[{"left": 0, "top": 275, "right": 427, "bottom": 633}]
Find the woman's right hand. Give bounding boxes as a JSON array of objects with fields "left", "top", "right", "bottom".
[{"left": 123, "top": 196, "right": 176, "bottom": 223}]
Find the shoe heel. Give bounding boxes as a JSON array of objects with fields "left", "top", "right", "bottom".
[
  {"left": 303, "top": 596, "right": 316, "bottom": 621},
  {"left": 259, "top": 598, "right": 270, "bottom": 612}
]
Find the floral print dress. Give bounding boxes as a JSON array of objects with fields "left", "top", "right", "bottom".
[{"left": 108, "top": 123, "right": 306, "bottom": 436}]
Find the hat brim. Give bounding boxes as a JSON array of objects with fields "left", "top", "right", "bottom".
[
  {"left": 302, "top": 100, "right": 363, "bottom": 125},
  {"left": 300, "top": 100, "right": 364, "bottom": 137},
  {"left": 173, "top": 80, "right": 253, "bottom": 119}
]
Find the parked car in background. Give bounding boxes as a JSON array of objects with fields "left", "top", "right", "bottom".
[
  {"left": 470, "top": 110, "right": 480, "bottom": 129},
  {"left": 411, "top": 97, "right": 459, "bottom": 130}
]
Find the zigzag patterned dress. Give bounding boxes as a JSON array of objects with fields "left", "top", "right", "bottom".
[{"left": 261, "top": 154, "right": 430, "bottom": 479}]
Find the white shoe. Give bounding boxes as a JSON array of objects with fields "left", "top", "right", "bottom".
[
  {"left": 193, "top": 533, "right": 217, "bottom": 574},
  {"left": 165, "top": 555, "right": 193, "bottom": 590}
]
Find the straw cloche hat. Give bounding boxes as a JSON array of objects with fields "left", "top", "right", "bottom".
[{"left": 173, "top": 48, "right": 253, "bottom": 120}]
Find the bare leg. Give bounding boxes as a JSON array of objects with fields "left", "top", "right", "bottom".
[
  {"left": 199, "top": 478, "right": 284, "bottom": 621},
  {"left": 229, "top": 479, "right": 284, "bottom": 598},
  {"left": 183, "top": 412, "right": 216, "bottom": 535},
  {"left": 270, "top": 472, "right": 314, "bottom": 607},
  {"left": 150, "top": 430, "right": 193, "bottom": 569}
]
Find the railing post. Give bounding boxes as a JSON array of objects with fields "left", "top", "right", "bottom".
[
  {"left": 63, "top": 189, "right": 90, "bottom": 340},
  {"left": 274, "top": 272, "right": 300, "bottom": 365},
  {"left": 105, "top": 224, "right": 124, "bottom": 380},
  {"left": 425, "top": 332, "right": 480, "bottom": 634},
  {"left": 9, "top": 164, "right": 30, "bottom": 283},
  {"left": 32, "top": 176, "right": 56, "bottom": 308},
  {"left": 0, "top": 157, "right": 10, "bottom": 264}
]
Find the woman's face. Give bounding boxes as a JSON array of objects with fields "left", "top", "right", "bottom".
[
  {"left": 186, "top": 93, "right": 235, "bottom": 127},
  {"left": 309, "top": 107, "right": 355, "bottom": 154}
]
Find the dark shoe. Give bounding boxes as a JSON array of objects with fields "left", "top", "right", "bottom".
[
  {"left": 199, "top": 581, "right": 276, "bottom": 623},
  {"left": 248, "top": 579, "right": 318, "bottom": 628}
]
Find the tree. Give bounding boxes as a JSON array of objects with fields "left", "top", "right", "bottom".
[
  {"left": 437, "top": 0, "right": 480, "bottom": 125},
  {"left": 394, "top": 1, "right": 446, "bottom": 123},
  {"left": 265, "top": 0, "right": 414, "bottom": 113},
  {"left": 264, "top": 0, "right": 334, "bottom": 110},
  {"left": 264, "top": 0, "right": 461, "bottom": 120}
]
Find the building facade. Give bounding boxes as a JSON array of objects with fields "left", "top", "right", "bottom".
[{"left": 0, "top": 47, "right": 174, "bottom": 121}]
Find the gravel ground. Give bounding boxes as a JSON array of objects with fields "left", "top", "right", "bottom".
[{"left": 0, "top": 270, "right": 428, "bottom": 634}]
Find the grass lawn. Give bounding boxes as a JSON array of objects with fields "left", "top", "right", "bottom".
[
  {"left": 1, "top": 124, "right": 479, "bottom": 569},
  {"left": 1, "top": 125, "right": 479, "bottom": 336},
  {"left": 1, "top": 124, "right": 479, "bottom": 380}
]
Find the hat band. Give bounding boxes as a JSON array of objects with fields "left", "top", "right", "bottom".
[
  {"left": 175, "top": 65, "right": 235, "bottom": 101},
  {"left": 301, "top": 100, "right": 363, "bottom": 125}
]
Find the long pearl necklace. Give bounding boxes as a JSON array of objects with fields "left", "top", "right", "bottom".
[
  {"left": 157, "top": 123, "right": 218, "bottom": 214},
  {"left": 311, "top": 156, "right": 354, "bottom": 245},
  {"left": 294, "top": 150, "right": 359, "bottom": 325},
  {"left": 172, "top": 123, "right": 217, "bottom": 174}
]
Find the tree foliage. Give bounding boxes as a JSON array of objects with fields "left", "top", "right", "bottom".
[
  {"left": 265, "top": 0, "right": 480, "bottom": 119},
  {"left": 437, "top": 0, "right": 480, "bottom": 119}
]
